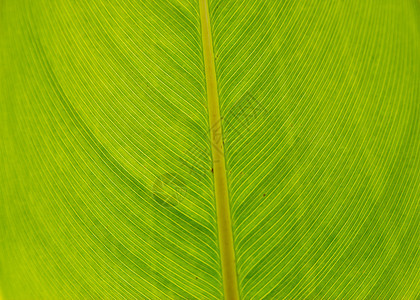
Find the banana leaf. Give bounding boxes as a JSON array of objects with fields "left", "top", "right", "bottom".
[{"left": 1, "top": 0, "right": 419, "bottom": 299}]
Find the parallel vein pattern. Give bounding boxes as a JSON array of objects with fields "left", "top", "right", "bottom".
[
  {"left": 1, "top": 0, "right": 420, "bottom": 299},
  {"left": 1, "top": 0, "right": 222, "bottom": 298},
  {"left": 210, "top": 0, "right": 420, "bottom": 299}
]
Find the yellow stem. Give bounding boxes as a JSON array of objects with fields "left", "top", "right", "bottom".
[{"left": 198, "top": 0, "right": 239, "bottom": 299}]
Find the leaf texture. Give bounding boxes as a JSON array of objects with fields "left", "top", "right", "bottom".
[
  {"left": 1, "top": 0, "right": 420, "bottom": 299},
  {"left": 211, "top": 1, "right": 420, "bottom": 299},
  {"left": 2, "top": 1, "right": 221, "bottom": 299}
]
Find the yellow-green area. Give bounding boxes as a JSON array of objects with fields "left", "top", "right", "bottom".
[
  {"left": 1, "top": 0, "right": 420, "bottom": 299},
  {"left": 199, "top": 0, "right": 239, "bottom": 298}
]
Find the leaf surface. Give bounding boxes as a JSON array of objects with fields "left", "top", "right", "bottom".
[{"left": 1, "top": 0, "right": 419, "bottom": 299}]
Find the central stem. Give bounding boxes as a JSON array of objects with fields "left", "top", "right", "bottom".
[{"left": 198, "top": 0, "right": 239, "bottom": 299}]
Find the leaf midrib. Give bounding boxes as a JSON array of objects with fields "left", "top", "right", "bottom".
[{"left": 198, "top": 0, "right": 240, "bottom": 299}]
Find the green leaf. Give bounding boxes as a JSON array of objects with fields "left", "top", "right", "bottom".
[{"left": 1, "top": 0, "right": 419, "bottom": 299}]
